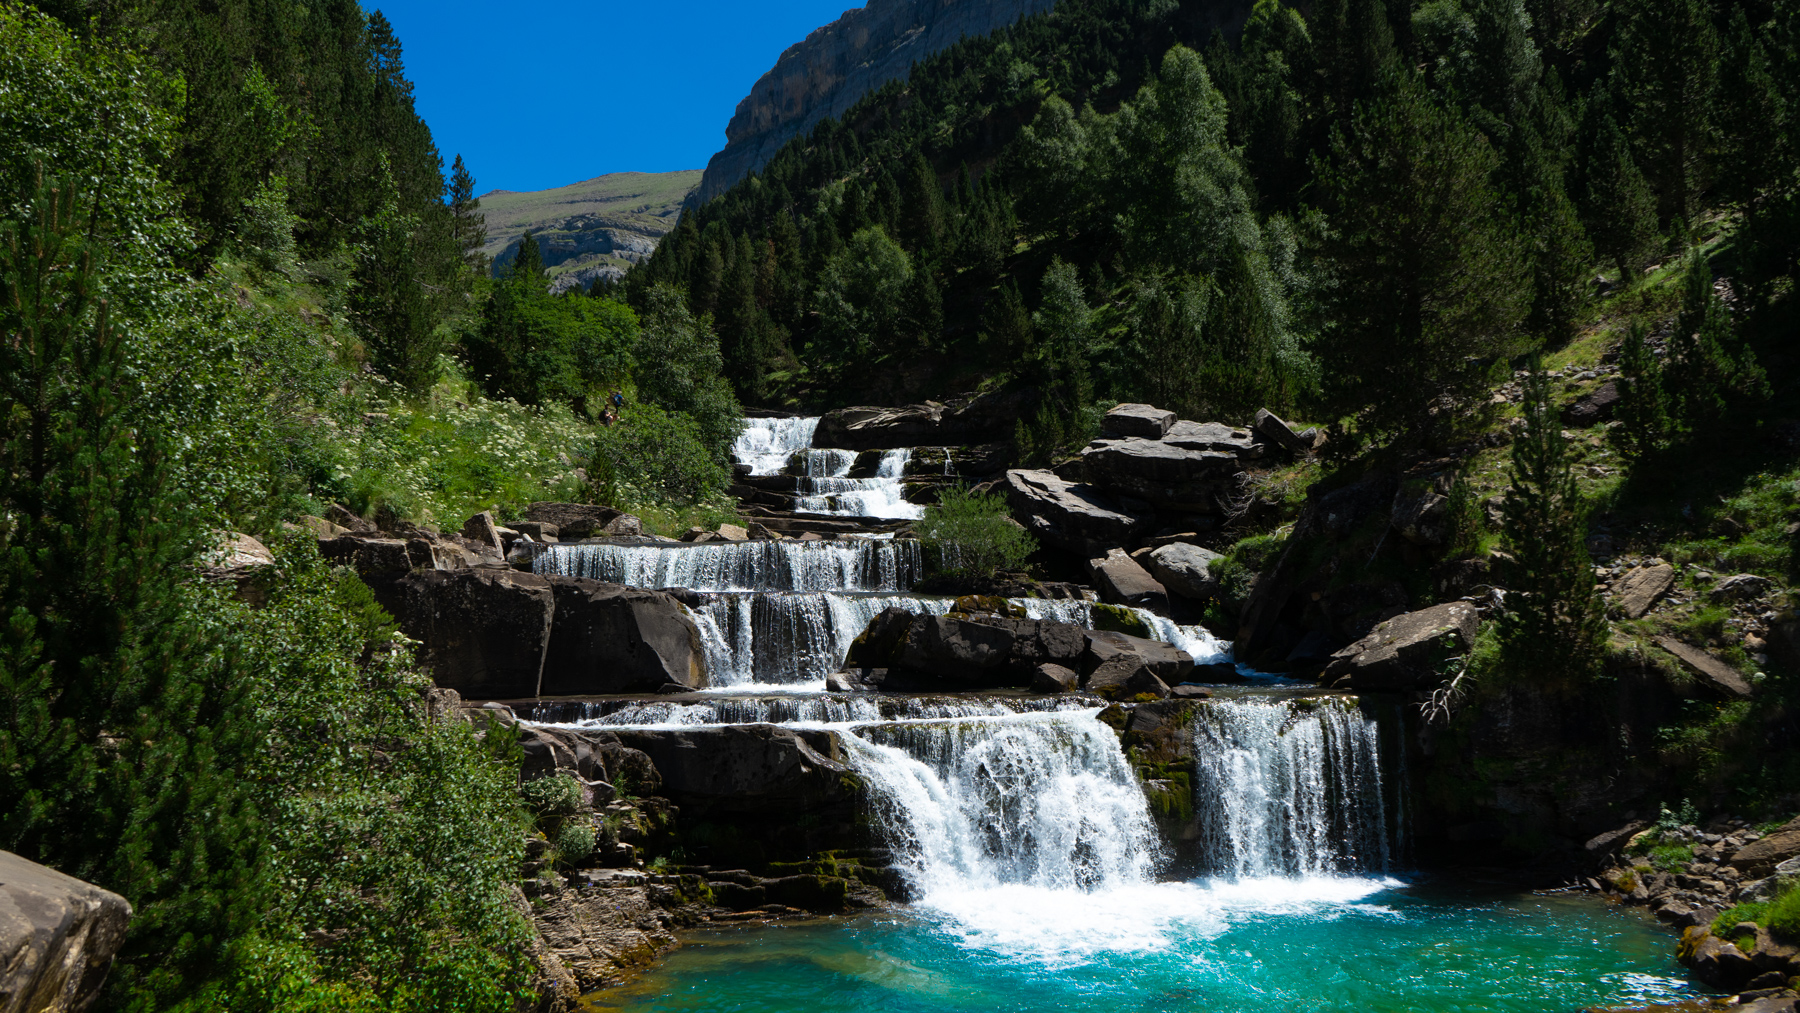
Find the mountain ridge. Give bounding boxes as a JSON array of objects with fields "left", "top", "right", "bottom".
[{"left": 479, "top": 169, "right": 700, "bottom": 292}]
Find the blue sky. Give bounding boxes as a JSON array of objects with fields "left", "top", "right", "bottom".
[{"left": 374, "top": 0, "right": 860, "bottom": 194}]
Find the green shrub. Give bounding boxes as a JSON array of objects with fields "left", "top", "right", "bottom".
[
  {"left": 1648, "top": 842, "right": 1695, "bottom": 872},
  {"left": 521, "top": 773, "right": 584, "bottom": 819},
  {"left": 589, "top": 401, "right": 732, "bottom": 505},
  {"left": 553, "top": 820, "right": 596, "bottom": 866},
  {"left": 1769, "top": 883, "right": 1800, "bottom": 940},
  {"left": 1713, "top": 901, "right": 1771, "bottom": 937},
  {"left": 917, "top": 486, "right": 1037, "bottom": 578}
]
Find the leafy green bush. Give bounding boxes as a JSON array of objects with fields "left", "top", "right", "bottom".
[
  {"left": 917, "top": 486, "right": 1037, "bottom": 578},
  {"left": 521, "top": 773, "right": 584, "bottom": 819},
  {"left": 553, "top": 821, "right": 597, "bottom": 866},
  {"left": 589, "top": 401, "right": 733, "bottom": 505}
]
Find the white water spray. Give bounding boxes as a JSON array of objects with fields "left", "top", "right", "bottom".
[{"left": 734, "top": 417, "right": 820, "bottom": 475}]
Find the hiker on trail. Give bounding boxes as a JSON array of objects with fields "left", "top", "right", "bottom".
[
  {"left": 610, "top": 390, "right": 625, "bottom": 409},
  {"left": 599, "top": 409, "right": 615, "bottom": 426}
]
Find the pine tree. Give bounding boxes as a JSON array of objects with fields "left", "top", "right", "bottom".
[
  {"left": 1611, "top": 0, "right": 1719, "bottom": 227},
  {"left": 1581, "top": 109, "right": 1659, "bottom": 281},
  {"left": 1665, "top": 247, "right": 1770, "bottom": 428},
  {"left": 1497, "top": 363, "right": 1607, "bottom": 686},
  {"left": 1614, "top": 321, "right": 1669, "bottom": 456},
  {"left": 448, "top": 152, "right": 488, "bottom": 274},
  {"left": 1313, "top": 66, "right": 1529, "bottom": 441},
  {"left": 352, "top": 156, "right": 443, "bottom": 391},
  {"left": 0, "top": 176, "right": 266, "bottom": 1009}
]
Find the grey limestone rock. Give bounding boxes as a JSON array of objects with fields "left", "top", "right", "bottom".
[
  {"left": 1657, "top": 637, "right": 1754, "bottom": 699},
  {"left": 397, "top": 569, "right": 557, "bottom": 699},
  {"left": 1004, "top": 469, "right": 1152, "bottom": 555},
  {"left": 0, "top": 850, "right": 132, "bottom": 1013},
  {"left": 1102, "top": 403, "right": 1175, "bottom": 439},
  {"left": 1322, "top": 601, "right": 1480, "bottom": 691},
  {"left": 524, "top": 502, "right": 624, "bottom": 540},
  {"left": 540, "top": 578, "right": 708, "bottom": 694},
  {"left": 1078, "top": 438, "right": 1242, "bottom": 512},
  {"left": 1613, "top": 563, "right": 1675, "bottom": 618},
  {"left": 1088, "top": 548, "right": 1169, "bottom": 612},
  {"left": 1146, "top": 543, "right": 1223, "bottom": 601},
  {"left": 1251, "top": 408, "right": 1318, "bottom": 455},
  {"left": 1029, "top": 662, "right": 1080, "bottom": 694}
]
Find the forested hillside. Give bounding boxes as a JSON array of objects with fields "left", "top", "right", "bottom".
[
  {"left": 631, "top": 0, "right": 1798, "bottom": 457},
  {"left": 0, "top": 3, "right": 738, "bottom": 1010}
]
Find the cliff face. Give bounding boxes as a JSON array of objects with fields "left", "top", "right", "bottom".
[{"left": 693, "top": 0, "right": 1058, "bottom": 205}]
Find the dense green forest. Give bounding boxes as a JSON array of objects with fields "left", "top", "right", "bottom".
[
  {"left": 3, "top": 0, "right": 1799, "bottom": 1007},
  {"left": 0, "top": 2, "right": 734, "bottom": 1010},
  {"left": 628, "top": 0, "right": 1797, "bottom": 457}
]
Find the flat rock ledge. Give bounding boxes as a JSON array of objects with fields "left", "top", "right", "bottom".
[{"left": 0, "top": 850, "right": 132, "bottom": 1013}]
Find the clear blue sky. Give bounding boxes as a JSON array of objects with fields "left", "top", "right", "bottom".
[{"left": 373, "top": 0, "right": 860, "bottom": 195}]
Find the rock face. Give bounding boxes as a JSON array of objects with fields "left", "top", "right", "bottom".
[
  {"left": 692, "top": 0, "right": 1057, "bottom": 205},
  {"left": 609, "top": 725, "right": 864, "bottom": 866},
  {"left": 814, "top": 388, "right": 1037, "bottom": 450},
  {"left": 1732, "top": 817, "right": 1800, "bottom": 877},
  {"left": 541, "top": 579, "right": 708, "bottom": 694},
  {"left": 395, "top": 572, "right": 706, "bottom": 698},
  {"left": 1005, "top": 469, "right": 1152, "bottom": 556},
  {"left": 845, "top": 608, "right": 1188, "bottom": 697},
  {"left": 525, "top": 502, "right": 625, "bottom": 540},
  {"left": 0, "top": 850, "right": 133, "bottom": 1013},
  {"left": 1078, "top": 438, "right": 1245, "bottom": 511},
  {"left": 1322, "top": 601, "right": 1479, "bottom": 691},
  {"left": 398, "top": 569, "right": 557, "bottom": 699}
]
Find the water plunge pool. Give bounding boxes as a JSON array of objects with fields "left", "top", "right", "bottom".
[{"left": 586, "top": 881, "right": 1708, "bottom": 1012}]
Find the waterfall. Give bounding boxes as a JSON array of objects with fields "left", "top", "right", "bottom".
[
  {"left": 840, "top": 711, "right": 1162, "bottom": 896},
  {"left": 1015, "top": 598, "right": 1232, "bottom": 666},
  {"left": 734, "top": 417, "right": 820, "bottom": 476},
  {"left": 795, "top": 448, "right": 923, "bottom": 520},
  {"left": 527, "top": 694, "right": 1092, "bottom": 729},
  {"left": 1190, "top": 697, "right": 1398, "bottom": 878},
  {"left": 685, "top": 592, "right": 954, "bottom": 687},
  {"left": 536, "top": 540, "right": 923, "bottom": 593}
]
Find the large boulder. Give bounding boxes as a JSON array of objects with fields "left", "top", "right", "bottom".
[
  {"left": 815, "top": 388, "right": 1037, "bottom": 450},
  {"left": 1162, "top": 421, "right": 1258, "bottom": 455},
  {"left": 1681, "top": 928, "right": 1760, "bottom": 992},
  {"left": 1562, "top": 380, "right": 1622, "bottom": 427},
  {"left": 1146, "top": 543, "right": 1223, "bottom": 601},
  {"left": 1088, "top": 548, "right": 1169, "bottom": 612},
  {"left": 317, "top": 534, "right": 429, "bottom": 615},
  {"left": 396, "top": 569, "right": 556, "bottom": 698},
  {"left": 1613, "top": 563, "right": 1675, "bottom": 619},
  {"left": 540, "top": 578, "right": 708, "bottom": 694},
  {"left": 0, "top": 850, "right": 132, "bottom": 1013},
  {"left": 524, "top": 502, "right": 624, "bottom": 540},
  {"left": 1078, "top": 439, "right": 1243, "bottom": 512},
  {"left": 1102, "top": 403, "right": 1175, "bottom": 439},
  {"left": 1321, "top": 601, "right": 1479, "bottom": 691},
  {"left": 1005, "top": 469, "right": 1152, "bottom": 555},
  {"left": 1251, "top": 408, "right": 1319, "bottom": 455},
  {"left": 1731, "top": 816, "right": 1800, "bottom": 877},
  {"left": 1081, "top": 630, "right": 1193, "bottom": 698},
  {"left": 896, "top": 615, "right": 1019, "bottom": 681}
]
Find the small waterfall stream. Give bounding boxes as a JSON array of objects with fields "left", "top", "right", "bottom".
[{"left": 1192, "top": 696, "right": 1400, "bottom": 878}]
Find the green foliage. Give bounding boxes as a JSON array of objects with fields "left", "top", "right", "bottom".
[
  {"left": 1313, "top": 66, "right": 1529, "bottom": 443},
  {"left": 220, "top": 538, "right": 535, "bottom": 1012},
  {"left": 1496, "top": 365, "right": 1606, "bottom": 686},
  {"left": 917, "top": 486, "right": 1037, "bottom": 578},
  {"left": 467, "top": 240, "right": 638, "bottom": 406},
  {"left": 0, "top": 173, "right": 266, "bottom": 1012},
  {"left": 632, "top": 284, "right": 742, "bottom": 467},
  {"left": 1663, "top": 247, "right": 1769, "bottom": 430},
  {"left": 1614, "top": 322, "right": 1669, "bottom": 456},
  {"left": 353, "top": 156, "right": 451, "bottom": 392},
  {"left": 521, "top": 773, "right": 585, "bottom": 819},
  {"left": 552, "top": 821, "right": 597, "bottom": 867},
  {"left": 589, "top": 401, "right": 732, "bottom": 506},
  {"left": 814, "top": 226, "right": 914, "bottom": 365},
  {"left": 1444, "top": 464, "right": 1487, "bottom": 558}
]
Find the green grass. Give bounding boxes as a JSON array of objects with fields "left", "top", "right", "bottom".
[{"left": 1712, "top": 881, "right": 1800, "bottom": 942}]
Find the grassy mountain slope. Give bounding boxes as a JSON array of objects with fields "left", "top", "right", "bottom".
[{"left": 481, "top": 169, "right": 701, "bottom": 290}]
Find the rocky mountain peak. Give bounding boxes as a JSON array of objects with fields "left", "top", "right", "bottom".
[{"left": 692, "top": 0, "right": 1058, "bottom": 206}]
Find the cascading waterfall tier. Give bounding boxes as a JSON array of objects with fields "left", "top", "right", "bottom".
[
  {"left": 733, "top": 416, "right": 819, "bottom": 476},
  {"left": 795, "top": 447, "right": 923, "bottom": 520},
  {"left": 527, "top": 694, "right": 1096, "bottom": 729},
  {"left": 535, "top": 539, "right": 923, "bottom": 593},
  {"left": 686, "top": 592, "right": 952, "bottom": 686},
  {"left": 840, "top": 710, "right": 1162, "bottom": 896},
  {"left": 1190, "top": 696, "right": 1400, "bottom": 878}
]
